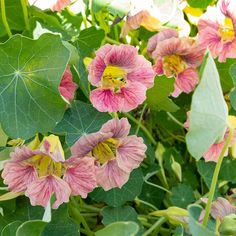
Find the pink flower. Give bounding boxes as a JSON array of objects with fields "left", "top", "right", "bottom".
[
  {"left": 59, "top": 67, "right": 77, "bottom": 102},
  {"left": 1, "top": 135, "right": 96, "bottom": 209},
  {"left": 29, "top": 0, "right": 71, "bottom": 12},
  {"left": 71, "top": 118, "right": 147, "bottom": 190},
  {"left": 201, "top": 197, "right": 236, "bottom": 221},
  {"left": 198, "top": 0, "right": 236, "bottom": 62},
  {"left": 88, "top": 44, "right": 155, "bottom": 112},
  {"left": 184, "top": 112, "right": 236, "bottom": 162},
  {"left": 148, "top": 29, "right": 204, "bottom": 97}
]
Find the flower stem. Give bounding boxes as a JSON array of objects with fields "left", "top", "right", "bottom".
[
  {"left": 202, "top": 128, "right": 233, "bottom": 226},
  {"left": 142, "top": 217, "right": 167, "bottom": 236},
  {"left": 166, "top": 112, "right": 184, "bottom": 128},
  {"left": 135, "top": 104, "right": 147, "bottom": 135},
  {"left": 1, "top": 0, "right": 12, "bottom": 37},
  {"left": 105, "top": 36, "right": 120, "bottom": 45},
  {"left": 123, "top": 112, "right": 157, "bottom": 145},
  {"left": 20, "top": 0, "right": 30, "bottom": 31}
]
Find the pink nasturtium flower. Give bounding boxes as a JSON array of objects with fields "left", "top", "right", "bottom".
[
  {"left": 1, "top": 135, "right": 96, "bottom": 209},
  {"left": 29, "top": 0, "right": 71, "bottom": 12},
  {"left": 198, "top": 0, "right": 236, "bottom": 62},
  {"left": 184, "top": 112, "right": 236, "bottom": 162},
  {"left": 59, "top": 67, "right": 78, "bottom": 102},
  {"left": 147, "top": 29, "right": 204, "bottom": 97},
  {"left": 88, "top": 44, "right": 155, "bottom": 112},
  {"left": 71, "top": 118, "right": 147, "bottom": 191}
]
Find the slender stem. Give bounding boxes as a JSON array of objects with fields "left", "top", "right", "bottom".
[
  {"left": 142, "top": 217, "right": 167, "bottom": 236},
  {"left": 70, "top": 199, "right": 94, "bottom": 236},
  {"left": 82, "top": 204, "right": 100, "bottom": 213},
  {"left": 89, "top": 0, "right": 95, "bottom": 26},
  {"left": 1, "top": 0, "right": 12, "bottom": 37},
  {"left": 20, "top": 0, "right": 30, "bottom": 31},
  {"left": 135, "top": 197, "right": 158, "bottom": 210},
  {"left": 144, "top": 179, "right": 171, "bottom": 194},
  {"left": 166, "top": 112, "right": 184, "bottom": 128},
  {"left": 123, "top": 112, "right": 157, "bottom": 145},
  {"left": 135, "top": 104, "right": 147, "bottom": 135},
  {"left": 202, "top": 129, "right": 233, "bottom": 226},
  {"left": 105, "top": 36, "right": 120, "bottom": 45}
]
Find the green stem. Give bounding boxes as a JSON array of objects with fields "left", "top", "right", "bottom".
[
  {"left": 82, "top": 204, "right": 100, "bottom": 213},
  {"left": 70, "top": 199, "right": 94, "bottom": 236},
  {"left": 135, "top": 104, "right": 147, "bottom": 135},
  {"left": 123, "top": 112, "right": 157, "bottom": 145},
  {"left": 105, "top": 36, "right": 120, "bottom": 45},
  {"left": 135, "top": 197, "right": 158, "bottom": 210},
  {"left": 1, "top": 0, "right": 12, "bottom": 37},
  {"left": 166, "top": 112, "right": 184, "bottom": 128},
  {"left": 202, "top": 129, "right": 233, "bottom": 226},
  {"left": 20, "top": 0, "right": 30, "bottom": 31},
  {"left": 89, "top": 0, "right": 95, "bottom": 26},
  {"left": 142, "top": 217, "right": 167, "bottom": 236},
  {"left": 144, "top": 179, "right": 171, "bottom": 194}
]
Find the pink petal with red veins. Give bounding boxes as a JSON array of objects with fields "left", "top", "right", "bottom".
[
  {"left": 59, "top": 67, "right": 77, "bottom": 101},
  {"left": 147, "top": 29, "right": 179, "bottom": 56},
  {"left": 104, "top": 44, "right": 138, "bottom": 70},
  {"left": 100, "top": 118, "right": 131, "bottom": 139},
  {"left": 63, "top": 157, "right": 96, "bottom": 198},
  {"left": 127, "top": 55, "right": 155, "bottom": 88},
  {"left": 203, "top": 141, "right": 226, "bottom": 162},
  {"left": 95, "top": 160, "right": 129, "bottom": 191},
  {"left": 51, "top": 0, "right": 71, "bottom": 12},
  {"left": 2, "top": 162, "right": 37, "bottom": 192},
  {"left": 90, "top": 88, "right": 122, "bottom": 112},
  {"left": 119, "top": 82, "right": 147, "bottom": 112},
  {"left": 116, "top": 136, "right": 146, "bottom": 173},
  {"left": 71, "top": 131, "right": 112, "bottom": 157},
  {"left": 172, "top": 68, "right": 199, "bottom": 97},
  {"left": 153, "top": 58, "right": 164, "bottom": 75},
  {"left": 25, "top": 175, "right": 71, "bottom": 209},
  {"left": 9, "top": 146, "right": 39, "bottom": 162}
]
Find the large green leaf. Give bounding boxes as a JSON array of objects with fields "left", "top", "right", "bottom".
[
  {"left": 1, "top": 221, "right": 22, "bottom": 236},
  {"left": 90, "top": 168, "right": 143, "bottom": 207},
  {"left": 101, "top": 206, "right": 138, "bottom": 226},
  {"left": 95, "top": 222, "right": 139, "bottom": 236},
  {"left": 229, "top": 64, "right": 236, "bottom": 109},
  {"left": 188, "top": 205, "right": 216, "bottom": 236},
  {"left": 186, "top": 52, "right": 228, "bottom": 160},
  {"left": 54, "top": 100, "right": 110, "bottom": 146},
  {"left": 146, "top": 76, "right": 179, "bottom": 112},
  {"left": 16, "top": 220, "right": 47, "bottom": 236},
  {"left": 42, "top": 204, "right": 79, "bottom": 236},
  {"left": 187, "top": 0, "right": 212, "bottom": 8},
  {"left": 0, "top": 34, "right": 70, "bottom": 139}
]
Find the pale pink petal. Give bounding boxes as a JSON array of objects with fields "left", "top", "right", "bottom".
[
  {"left": 95, "top": 160, "right": 129, "bottom": 191},
  {"left": 2, "top": 162, "right": 37, "bottom": 192},
  {"left": 104, "top": 44, "right": 138, "bottom": 70},
  {"left": 127, "top": 55, "right": 155, "bottom": 88},
  {"left": 51, "top": 0, "right": 71, "bottom": 12},
  {"left": 9, "top": 146, "right": 38, "bottom": 162},
  {"left": 219, "top": 39, "right": 236, "bottom": 62},
  {"left": 71, "top": 131, "right": 112, "bottom": 157},
  {"left": 100, "top": 118, "right": 131, "bottom": 139},
  {"left": 183, "top": 111, "right": 190, "bottom": 130},
  {"left": 90, "top": 88, "right": 122, "bottom": 112},
  {"left": 63, "top": 157, "right": 96, "bottom": 198},
  {"left": 25, "top": 175, "right": 71, "bottom": 209},
  {"left": 203, "top": 141, "right": 225, "bottom": 162},
  {"left": 116, "top": 136, "right": 146, "bottom": 173},
  {"left": 147, "top": 29, "right": 179, "bottom": 56},
  {"left": 172, "top": 68, "right": 199, "bottom": 97},
  {"left": 59, "top": 67, "right": 77, "bottom": 101},
  {"left": 153, "top": 58, "right": 164, "bottom": 75},
  {"left": 119, "top": 82, "right": 147, "bottom": 112}
]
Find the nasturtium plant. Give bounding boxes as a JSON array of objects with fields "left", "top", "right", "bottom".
[{"left": 1, "top": 0, "right": 236, "bottom": 235}]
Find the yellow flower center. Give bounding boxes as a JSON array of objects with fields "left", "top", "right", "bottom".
[
  {"left": 219, "top": 17, "right": 235, "bottom": 42},
  {"left": 163, "top": 55, "right": 187, "bottom": 77},
  {"left": 102, "top": 65, "right": 126, "bottom": 90},
  {"left": 91, "top": 138, "right": 119, "bottom": 164}
]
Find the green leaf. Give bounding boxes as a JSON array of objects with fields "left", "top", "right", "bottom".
[
  {"left": 173, "top": 225, "right": 184, "bottom": 236},
  {"left": 16, "top": 220, "right": 47, "bottom": 236},
  {"left": 0, "top": 125, "right": 7, "bottom": 147},
  {"left": 0, "top": 0, "right": 24, "bottom": 37},
  {"left": 101, "top": 206, "right": 138, "bottom": 226},
  {"left": 0, "top": 34, "right": 70, "bottom": 139},
  {"left": 188, "top": 205, "right": 216, "bottom": 236},
  {"left": 146, "top": 76, "right": 179, "bottom": 112},
  {"left": 197, "top": 160, "right": 215, "bottom": 188},
  {"left": 219, "top": 157, "right": 236, "bottom": 183},
  {"left": 170, "top": 184, "right": 195, "bottom": 208},
  {"left": 229, "top": 64, "right": 236, "bottom": 110},
  {"left": 1, "top": 221, "right": 22, "bottom": 236},
  {"left": 187, "top": 0, "right": 212, "bottom": 8},
  {"left": 186, "top": 52, "right": 228, "bottom": 160},
  {"left": 42, "top": 204, "right": 79, "bottom": 236},
  {"left": 54, "top": 100, "right": 110, "bottom": 146},
  {"left": 95, "top": 222, "right": 139, "bottom": 236},
  {"left": 90, "top": 168, "right": 143, "bottom": 207}
]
